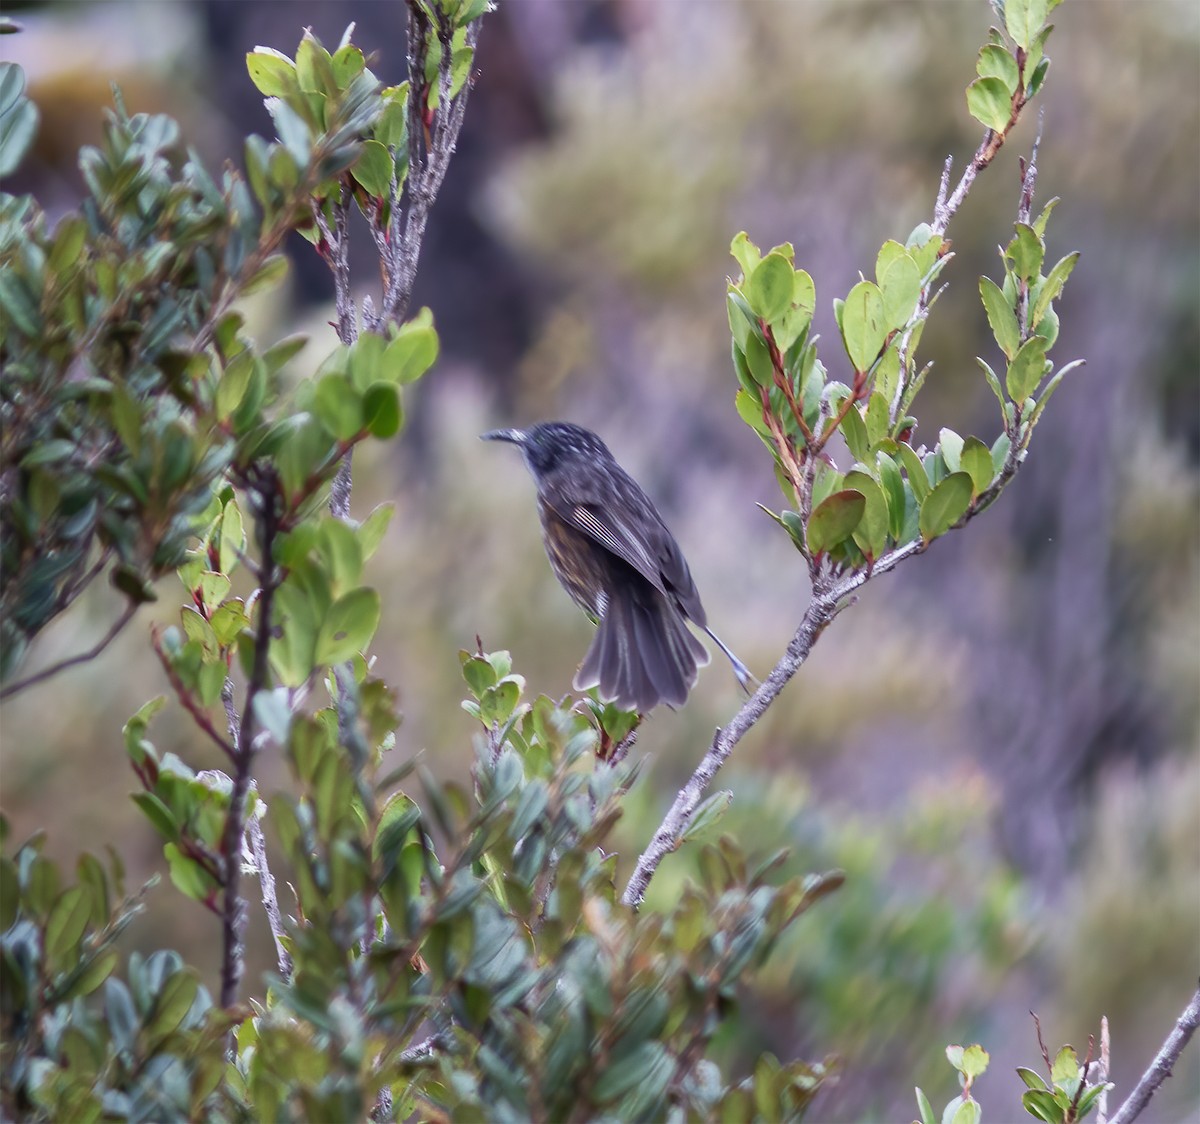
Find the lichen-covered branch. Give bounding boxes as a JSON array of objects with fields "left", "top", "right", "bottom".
[{"left": 1108, "top": 982, "right": 1200, "bottom": 1124}]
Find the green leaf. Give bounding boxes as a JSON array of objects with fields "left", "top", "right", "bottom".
[
  {"left": 216, "top": 353, "right": 256, "bottom": 420},
  {"left": 845, "top": 470, "right": 889, "bottom": 561},
  {"left": 361, "top": 382, "right": 403, "bottom": 438},
  {"left": 980, "top": 276, "right": 1020, "bottom": 360},
  {"left": 977, "top": 44, "right": 1020, "bottom": 93},
  {"left": 959, "top": 438, "right": 994, "bottom": 496},
  {"left": 356, "top": 502, "right": 394, "bottom": 560},
  {"left": 876, "top": 452, "right": 907, "bottom": 539},
  {"left": 966, "top": 76, "right": 1012, "bottom": 133},
  {"left": 1021, "top": 1088, "right": 1063, "bottom": 1122},
  {"left": 1005, "top": 336, "right": 1048, "bottom": 402},
  {"left": 841, "top": 281, "right": 887, "bottom": 372},
  {"left": 896, "top": 441, "right": 930, "bottom": 502},
  {"left": 45, "top": 887, "right": 90, "bottom": 969},
  {"left": 938, "top": 427, "right": 963, "bottom": 473},
  {"left": 267, "top": 97, "right": 311, "bottom": 165},
  {"left": 919, "top": 472, "right": 973, "bottom": 541},
  {"left": 0, "top": 86, "right": 38, "bottom": 179},
  {"left": 349, "top": 331, "right": 386, "bottom": 388},
  {"left": 165, "top": 843, "right": 217, "bottom": 902},
  {"left": 219, "top": 499, "right": 245, "bottom": 576},
  {"left": 1050, "top": 1045, "right": 1078, "bottom": 1085},
  {"left": 1005, "top": 0, "right": 1049, "bottom": 50},
  {"left": 743, "top": 332, "right": 775, "bottom": 388},
  {"left": 807, "top": 490, "right": 866, "bottom": 555},
  {"left": 977, "top": 356, "right": 1007, "bottom": 414},
  {"left": 315, "top": 588, "right": 381, "bottom": 665},
  {"left": 1016, "top": 1067, "right": 1050, "bottom": 1091},
  {"left": 1006, "top": 223, "right": 1044, "bottom": 282},
  {"left": 1031, "top": 251, "right": 1079, "bottom": 326},
  {"left": 246, "top": 49, "right": 298, "bottom": 98},
  {"left": 1032, "top": 197, "right": 1059, "bottom": 239},
  {"left": 0, "top": 271, "right": 40, "bottom": 337},
  {"left": 948, "top": 1098, "right": 980, "bottom": 1124},
  {"left": 915, "top": 1087, "right": 937, "bottom": 1124},
  {"left": 383, "top": 322, "right": 439, "bottom": 384},
  {"left": 332, "top": 43, "right": 366, "bottom": 85},
  {"left": 747, "top": 252, "right": 794, "bottom": 324},
  {"left": 730, "top": 231, "right": 762, "bottom": 279},
  {"left": 314, "top": 374, "right": 364, "bottom": 440},
  {"left": 296, "top": 32, "right": 336, "bottom": 96},
  {"left": 0, "top": 63, "right": 23, "bottom": 116},
  {"left": 132, "top": 793, "right": 179, "bottom": 842},
  {"left": 839, "top": 400, "right": 871, "bottom": 463},
  {"left": 879, "top": 252, "right": 922, "bottom": 330},
  {"left": 960, "top": 1045, "right": 989, "bottom": 1079},
  {"left": 146, "top": 970, "right": 199, "bottom": 1042},
  {"left": 351, "top": 139, "right": 393, "bottom": 197}
]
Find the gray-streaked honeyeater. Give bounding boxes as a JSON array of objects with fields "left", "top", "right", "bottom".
[{"left": 482, "top": 421, "right": 755, "bottom": 712}]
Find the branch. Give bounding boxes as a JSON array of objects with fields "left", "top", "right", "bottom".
[
  {"left": 247, "top": 808, "right": 293, "bottom": 980},
  {"left": 377, "top": 12, "right": 482, "bottom": 326},
  {"left": 0, "top": 601, "right": 137, "bottom": 702},
  {"left": 1109, "top": 982, "right": 1200, "bottom": 1124},
  {"left": 621, "top": 588, "right": 843, "bottom": 908},
  {"left": 222, "top": 678, "right": 292, "bottom": 982},
  {"left": 622, "top": 468, "right": 1024, "bottom": 906},
  {"left": 219, "top": 477, "right": 282, "bottom": 1010}
]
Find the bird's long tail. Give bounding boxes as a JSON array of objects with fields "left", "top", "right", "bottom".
[
  {"left": 574, "top": 588, "right": 707, "bottom": 712},
  {"left": 702, "top": 626, "right": 758, "bottom": 695}
]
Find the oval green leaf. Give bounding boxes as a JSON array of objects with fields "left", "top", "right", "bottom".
[
  {"left": 841, "top": 281, "right": 887, "bottom": 373},
  {"left": 747, "top": 252, "right": 794, "bottom": 324},
  {"left": 316, "top": 588, "right": 382, "bottom": 665},
  {"left": 919, "top": 472, "right": 974, "bottom": 541}
]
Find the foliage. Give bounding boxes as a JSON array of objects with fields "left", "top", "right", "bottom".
[
  {"left": 914, "top": 1033, "right": 1112, "bottom": 1124},
  {"left": 2, "top": 3, "right": 1166, "bottom": 1123}
]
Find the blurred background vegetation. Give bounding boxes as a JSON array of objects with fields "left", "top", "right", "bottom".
[{"left": 2, "top": 0, "right": 1197, "bottom": 1118}]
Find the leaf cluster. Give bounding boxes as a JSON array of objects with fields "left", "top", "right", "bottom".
[{"left": 0, "top": 32, "right": 388, "bottom": 687}]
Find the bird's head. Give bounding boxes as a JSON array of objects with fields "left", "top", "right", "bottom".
[{"left": 481, "top": 422, "right": 611, "bottom": 479}]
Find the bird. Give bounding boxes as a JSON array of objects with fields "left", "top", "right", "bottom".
[{"left": 481, "top": 421, "right": 755, "bottom": 713}]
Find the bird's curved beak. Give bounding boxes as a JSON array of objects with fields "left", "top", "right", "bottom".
[{"left": 480, "top": 428, "right": 526, "bottom": 445}]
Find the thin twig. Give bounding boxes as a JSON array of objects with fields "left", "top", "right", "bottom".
[
  {"left": 1098, "top": 1016, "right": 1111, "bottom": 1124},
  {"left": 222, "top": 679, "right": 292, "bottom": 981},
  {"left": 0, "top": 602, "right": 137, "bottom": 702},
  {"left": 1109, "top": 982, "right": 1200, "bottom": 1124},
  {"left": 1032, "top": 1010, "right": 1054, "bottom": 1078},
  {"left": 248, "top": 809, "right": 293, "bottom": 980}
]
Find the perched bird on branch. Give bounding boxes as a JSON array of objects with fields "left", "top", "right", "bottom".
[{"left": 482, "top": 422, "right": 755, "bottom": 712}]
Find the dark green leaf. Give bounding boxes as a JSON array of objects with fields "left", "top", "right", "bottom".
[
  {"left": 351, "top": 139, "right": 393, "bottom": 197},
  {"left": 361, "top": 381, "right": 402, "bottom": 438},
  {"left": 807, "top": 490, "right": 866, "bottom": 555}
]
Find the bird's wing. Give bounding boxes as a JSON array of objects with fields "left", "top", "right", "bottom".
[{"left": 542, "top": 467, "right": 706, "bottom": 623}]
